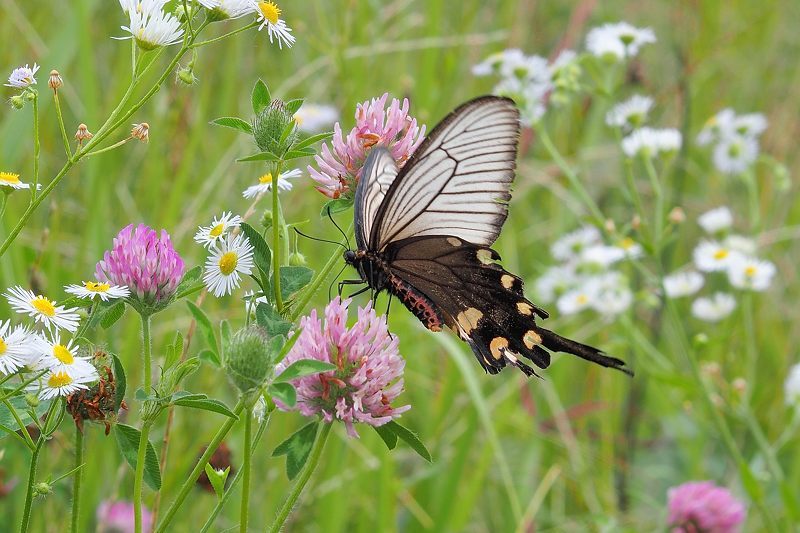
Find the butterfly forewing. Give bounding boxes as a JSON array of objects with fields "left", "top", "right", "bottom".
[{"left": 354, "top": 148, "right": 399, "bottom": 249}]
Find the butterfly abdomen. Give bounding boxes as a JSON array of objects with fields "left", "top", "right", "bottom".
[{"left": 386, "top": 272, "right": 444, "bottom": 332}]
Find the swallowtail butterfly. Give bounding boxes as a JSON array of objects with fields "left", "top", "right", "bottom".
[{"left": 343, "top": 95, "right": 632, "bottom": 377}]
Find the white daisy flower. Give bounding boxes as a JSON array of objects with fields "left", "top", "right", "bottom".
[
  {"left": 194, "top": 211, "right": 243, "bottom": 249},
  {"left": 31, "top": 369, "right": 98, "bottom": 401},
  {"left": 727, "top": 256, "right": 776, "bottom": 291},
  {"left": 255, "top": 2, "right": 295, "bottom": 49},
  {"left": 5, "top": 286, "right": 80, "bottom": 332},
  {"left": 586, "top": 272, "right": 632, "bottom": 315},
  {"left": 472, "top": 49, "right": 524, "bottom": 77},
  {"left": 712, "top": 136, "right": 759, "bottom": 175},
  {"left": 65, "top": 281, "right": 130, "bottom": 302},
  {"left": 723, "top": 234, "right": 757, "bottom": 255},
  {"left": 606, "top": 95, "right": 654, "bottom": 129},
  {"left": 730, "top": 112, "right": 768, "bottom": 139},
  {"left": 294, "top": 104, "right": 339, "bottom": 133},
  {"left": 535, "top": 265, "right": 578, "bottom": 303},
  {"left": 549, "top": 50, "right": 578, "bottom": 75},
  {"left": 697, "top": 206, "right": 733, "bottom": 234},
  {"left": 579, "top": 244, "right": 626, "bottom": 268},
  {"left": 244, "top": 290, "right": 269, "bottom": 317},
  {"left": 551, "top": 226, "right": 602, "bottom": 261},
  {"left": 616, "top": 237, "right": 643, "bottom": 259},
  {"left": 0, "top": 171, "right": 39, "bottom": 191},
  {"left": 697, "top": 108, "right": 737, "bottom": 146},
  {"left": 37, "top": 336, "right": 98, "bottom": 379},
  {"left": 203, "top": 234, "right": 255, "bottom": 297},
  {"left": 208, "top": 0, "right": 257, "bottom": 20},
  {"left": 585, "top": 22, "right": 656, "bottom": 60},
  {"left": 691, "top": 292, "right": 736, "bottom": 322},
  {"left": 663, "top": 271, "right": 704, "bottom": 298},
  {"left": 118, "top": 0, "right": 184, "bottom": 50},
  {"left": 517, "top": 81, "right": 552, "bottom": 125},
  {"left": 192, "top": 0, "right": 220, "bottom": 8},
  {"left": 785, "top": 363, "right": 800, "bottom": 407},
  {"left": 692, "top": 240, "right": 744, "bottom": 272},
  {"left": 622, "top": 127, "right": 682, "bottom": 158},
  {"left": 5, "top": 63, "right": 39, "bottom": 89},
  {"left": 0, "top": 321, "right": 42, "bottom": 375},
  {"left": 557, "top": 286, "right": 595, "bottom": 315},
  {"left": 242, "top": 169, "right": 301, "bottom": 199}
]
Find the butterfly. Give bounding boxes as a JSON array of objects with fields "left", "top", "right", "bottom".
[{"left": 343, "top": 95, "right": 632, "bottom": 377}]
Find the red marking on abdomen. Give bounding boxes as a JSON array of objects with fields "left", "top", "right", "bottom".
[{"left": 386, "top": 274, "right": 443, "bottom": 332}]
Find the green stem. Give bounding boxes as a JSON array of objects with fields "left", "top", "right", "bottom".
[
  {"left": 31, "top": 92, "right": 40, "bottom": 202},
  {"left": 743, "top": 170, "right": 761, "bottom": 232},
  {"left": 0, "top": 192, "right": 8, "bottom": 221},
  {"left": 642, "top": 155, "right": 664, "bottom": 260},
  {"left": 268, "top": 422, "right": 332, "bottom": 533},
  {"left": 53, "top": 90, "right": 73, "bottom": 159},
  {"left": 74, "top": 299, "right": 100, "bottom": 339},
  {"left": 19, "top": 436, "right": 44, "bottom": 532},
  {"left": 741, "top": 293, "right": 758, "bottom": 405},
  {"left": 155, "top": 399, "right": 245, "bottom": 533},
  {"left": 191, "top": 21, "right": 258, "bottom": 49},
  {"left": 535, "top": 126, "right": 605, "bottom": 226},
  {"left": 0, "top": 370, "right": 48, "bottom": 403},
  {"left": 85, "top": 137, "right": 132, "bottom": 158},
  {"left": 272, "top": 161, "right": 284, "bottom": 312},
  {"left": 239, "top": 405, "right": 253, "bottom": 533},
  {"left": 134, "top": 313, "right": 153, "bottom": 533},
  {"left": 70, "top": 427, "right": 84, "bottom": 533}
]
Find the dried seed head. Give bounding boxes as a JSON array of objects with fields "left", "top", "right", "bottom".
[
  {"left": 131, "top": 123, "right": 149, "bottom": 143},
  {"left": 75, "top": 123, "right": 93, "bottom": 144},
  {"left": 668, "top": 206, "right": 686, "bottom": 224},
  {"left": 732, "top": 377, "right": 747, "bottom": 394},
  {"left": 48, "top": 69, "right": 63, "bottom": 90}
]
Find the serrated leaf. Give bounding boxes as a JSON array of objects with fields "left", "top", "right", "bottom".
[
  {"left": 199, "top": 349, "right": 221, "bottom": 367},
  {"left": 112, "top": 354, "right": 127, "bottom": 411},
  {"left": 255, "top": 303, "right": 292, "bottom": 336},
  {"left": 237, "top": 151, "right": 280, "bottom": 163},
  {"left": 186, "top": 301, "right": 218, "bottom": 356},
  {"left": 172, "top": 397, "right": 238, "bottom": 419},
  {"left": 320, "top": 198, "right": 354, "bottom": 217},
  {"left": 272, "top": 421, "right": 318, "bottom": 480},
  {"left": 204, "top": 463, "right": 230, "bottom": 500},
  {"left": 292, "top": 131, "right": 333, "bottom": 152},
  {"left": 252, "top": 79, "right": 271, "bottom": 114},
  {"left": 240, "top": 223, "right": 272, "bottom": 281},
  {"left": 373, "top": 424, "right": 398, "bottom": 450},
  {"left": 274, "top": 359, "right": 335, "bottom": 383},
  {"left": 100, "top": 301, "right": 126, "bottom": 329},
  {"left": 267, "top": 382, "right": 296, "bottom": 408},
  {"left": 381, "top": 421, "right": 432, "bottom": 462},
  {"left": 284, "top": 98, "right": 304, "bottom": 115},
  {"left": 210, "top": 117, "right": 252, "bottom": 134},
  {"left": 280, "top": 266, "right": 314, "bottom": 300},
  {"left": 114, "top": 424, "right": 162, "bottom": 490}
]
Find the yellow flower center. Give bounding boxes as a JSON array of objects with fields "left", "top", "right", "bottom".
[
  {"left": 47, "top": 371, "right": 73, "bottom": 389},
  {"left": 0, "top": 172, "right": 21, "bottom": 184},
  {"left": 259, "top": 1, "right": 281, "bottom": 24},
  {"left": 53, "top": 344, "right": 75, "bottom": 365},
  {"left": 218, "top": 251, "right": 238, "bottom": 275},
  {"left": 744, "top": 266, "right": 757, "bottom": 278},
  {"left": 84, "top": 281, "right": 110, "bottom": 293},
  {"left": 31, "top": 296, "right": 56, "bottom": 317},
  {"left": 712, "top": 249, "right": 729, "bottom": 261},
  {"left": 577, "top": 294, "right": 588, "bottom": 305},
  {"left": 259, "top": 173, "right": 273, "bottom": 184},
  {"left": 209, "top": 223, "right": 225, "bottom": 237},
  {"left": 619, "top": 237, "right": 635, "bottom": 250},
  {"left": 0, "top": 337, "right": 7, "bottom": 355}
]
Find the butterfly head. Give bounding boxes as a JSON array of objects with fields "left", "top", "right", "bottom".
[{"left": 343, "top": 249, "right": 357, "bottom": 265}]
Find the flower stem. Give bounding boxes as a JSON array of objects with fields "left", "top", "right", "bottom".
[
  {"left": 642, "top": 155, "right": 664, "bottom": 259},
  {"left": 239, "top": 405, "right": 253, "bottom": 533},
  {"left": 0, "top": 192, "right": 8, "bottom": 221},
  {"left": 1, "top": 397, "right": 35, "bottom": 450},
  {"left": 31, "top": 92, "right": 40, "bottom": 202},
  {"left": 0, "top": 370, "right": 48, "bottom": 403},
  {"left": 134, "top": 313, "right": 153, "bottom": 533},
  {"left": 742, "top": 170, "right": 761, "bottom": 232},
  {"left": 268, "top": 422, "right": 332, "bottom": 533},
  {"left": 190, "top": 21, "right": 258, "bottom": 49},
  {"left": 19, "top": 399, "right": 59, "bottom": 533},
  {"left": 272, "top": 160, "right": 284, "bottom": 312},
  {"left": 70, "top": 427, "right": 84, "bottom": 533},
  {"left": 84, "top": 137, "right": 132, "bottom": 158},
  {"left": 155, "top": 399, "right": 246, "bottom": 533},
  {"left": 53, "top": 90, "right": 73, "bottom": 159}
]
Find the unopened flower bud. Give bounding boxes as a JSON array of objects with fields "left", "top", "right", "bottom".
[
  {"left": 732, "top": 377, "right": 747, "bottom": 394},
  {"left": 225, "top": 325, "right": 274, "bottom": 394},
  {"left": 693, "top": 333, "right": 709, "bottom": 348},
  {"left": 289, "top": 251, "right": 306, "bottom": 266},
  {"left": 9, "top": 94, "right": 25, "bottom": 109},
  {"left": 668, "top": 206, "right": 686, "bottom": 224},
  {"left": 24, "top": 91, "right": 36, "bottom": 102},
  {"left": 253, "top": 100, "right": 297, "bottom": 155},
  {"left": 604, "top": 218, "right": 616, "bottom": 233},
  {"left": 631, "top": 215, "right": 641, "bottom": 230},
  {"left": 260, "top": 210, "right": 273, "bottom": 230},
  {"left": 48, "top": 69, "right": 63, "bottom": 90},
  {"left": 24, "top": 393, "right": 40, "bottom": 408},
  {"left": 131, "top": 123, "right": 149, "bottom": 143},
  {"left": 75, "top": 123, "right": 93, "bottom": 144},
  {"left": 177, "top": 66, "right": 197, "bottom": 86},
  {"left": 174, "top": 3, "right": 191, "bottom": 22},
  {"left": 34, "top": 482, "right": 52, "bottom": 497},
  {"left": 701, "top": 361, "right": 720, "bottom": 377}
]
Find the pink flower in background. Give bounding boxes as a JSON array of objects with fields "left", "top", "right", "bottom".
[
  {"left": 275, "top": 297, "right": 410, "bottom": 437},
  {"left": 95, "top": 224, "right": 185, "bottom": 311},
  {"left": 667, "top": 481, "right": 746, "bottom": 533},
  {"left": 308, "top": 93, "right": 426, "bottom": 199},
  {"left": 97, "top": 500, "right": 152, "bottom": 533}
]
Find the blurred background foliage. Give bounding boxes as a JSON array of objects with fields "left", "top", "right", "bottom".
[{"left": 1, "top": 0, "right": 799, "bottom": 531}]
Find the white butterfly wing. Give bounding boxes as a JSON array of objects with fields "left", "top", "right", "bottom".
[
  {"left": 354, "top": 147, "right": 399, "bottom": 249},
  {"left": 368, "top": 96, "right": 520, "bottom": 250}
]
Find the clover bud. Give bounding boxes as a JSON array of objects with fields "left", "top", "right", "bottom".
[{"left": 224, "top": 325, "right": 274, "bottom": 394}]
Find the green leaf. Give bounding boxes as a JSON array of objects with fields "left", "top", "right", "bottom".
[
  {"left": 377, "top": 421, "right": 432, "bottom": 462},
  {"left": 237, "top": 151, "right": 280, "bottom": 163},
  {"left": 255, "top": 303, "right": 292, "bottom": 336},
  {"left": 114, "top": 424, "right": 162, "bottom": 490},
  {"left": 267, "top": 382, "right": 297, "bottom": 408},
  {"left": 165, "top": 331, "right": 184, "bottom": 369},
  {"left": 112, "top": 354, "right": 127, "bottom": 411},
  {"left": 172, "top": 397, "right": 238, "bottom": 419},
  {"left": 60, "top": 297, "right": 94, "bottom": 309},
  {"left": 274, "top": 360, "right": 335, "bottom": 383},
  {"left": 279, "top": 121, "right": 297, "bottom": 147},
  {"left": 373, "top": 424, "right": 398, "bottom": 450},
  {"left": 240, "top": 223, "right": 272, "bottom": 281},
  {"left": 282, "top": 149, "right": 316, "bottom": 161},
  {"left": 280, "top": 266, "right": 314, "bottom": 300},
  {"left": 204, "top": 463, "right": 230, "bottom": 500},
  {"left": 175, "top": 266, "right": 203, "bottom": 299},
  {"left": 272, "top": 421, "right": 319, "bottom": 480},
  {"left": 0, "top": 396, "right": 51, "bottom": 436},
  {"left": 210, "top": 117, "right": 253, "bottom": 134},
  {"left": 320, "top": 197, "right": 354, "bottom": 217},
  {"left": 274, "top": 327, "right": 303, "bottom": 365},
  {"left": 186, "top": 301, "right": 218, "bottom": 356},
  {"left": 284, "top": 98, "right": 304, "bottom": 115},
  {"left": 100, "top": 301, "right": 126, "bottom": 329},
  {"left": 251, "top": 79, "right": 271, "bottom": 114},
  {"left": 220, "top": 320, "right": 232, "bottom": 357},
  {"left": 199, "top": 349, "right": 221, "bottom": 368},
  {"left": 292, "top": 131, "right": 333, "bottom": 152}
]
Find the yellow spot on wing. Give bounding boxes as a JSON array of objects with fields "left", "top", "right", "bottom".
[
  {"left": 523, "top": 330, "right": 542, "bottom": 349},
  {"left": 476, "top": 249, "right": 494, "bottom": 265},
  {"left": 517, "top": 302, "right": 533, "bottom": 315},
  {"left": 456, "top": 308, "right": 483, "bottom": 334},
  {"left": 501, "top": 274, "right": 515, "bottom": 289},
  {"left": 490, "top": 337, "right": 509, "bottom": 360},
  {"left": 446, "top": 237, "right": 461, "bottom": 247}
]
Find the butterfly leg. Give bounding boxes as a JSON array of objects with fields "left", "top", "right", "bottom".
[{"left": 337, "top": 279, "right": 364, "bottom": 297}]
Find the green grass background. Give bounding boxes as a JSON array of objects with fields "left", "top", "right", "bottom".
[{"left": 1, "top": 0, "right": 799, "bottom": 531}]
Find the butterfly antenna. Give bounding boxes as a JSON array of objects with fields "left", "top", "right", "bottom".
[
  {"left": 294, "top": 228, "right": 347, "bottom": 250},
  {"left": 326, "top": 205, "right": 351, "bottom": 250}
]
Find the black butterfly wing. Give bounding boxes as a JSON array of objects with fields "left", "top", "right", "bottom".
[
  {"left": 366, "top": 96, "right": 520, "bottom": 251},
  {"left": 384, "top": 236, "right": 632, "bottom": 377}
]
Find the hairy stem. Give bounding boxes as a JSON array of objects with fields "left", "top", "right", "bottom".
[
  {"left": 272, "top": 161, "right": 284, "bottom": 311},
  {"left": 134, "top": 313, "right": 153, "bottom": 533},
  {"left": 70, "top": 427, "right": 84, "bottom": 533},
  {"left": 239, "top": 407, "right": 253, "bottom": 533}
]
